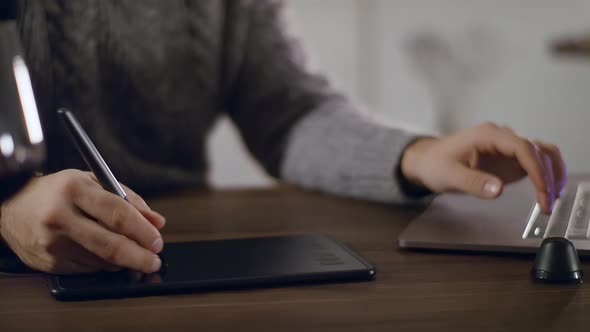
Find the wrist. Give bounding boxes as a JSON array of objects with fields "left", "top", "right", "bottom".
[
  {"left": 400, "top": 137, "right": 437, "bottom": 187},
  {"left": 0, "top": 203, "right": 30, "bottom": 273}
]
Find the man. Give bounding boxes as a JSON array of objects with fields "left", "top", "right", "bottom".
[{"left": 0, "top": 1, "right": 565, "bottom": 274}]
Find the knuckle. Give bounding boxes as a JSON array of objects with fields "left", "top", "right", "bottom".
[
  {"left": 32, "top": 253, "right": 65, "bottom": 274},
  {"left": 101, "top": 236, "right": 126, "bottom": 264},
  {"left": 58, "top": 169, "right": 85, "bottom": 182},
  {"left": 518, "top": 139, "right": 535, "bottom": 153},
  {"left": 56, "top": 169, "right": 76, "bottom": 177},
  {"left": 465, "top": 174, "right": 484, "bottom": 191},
  {"left": 546, "top": 144, "right": 561, "bottom": 156},
  {"left": 127, "top": 191, "right": 141, "bottom": 205},
  {"left": 109, "top": 204, "right": 133, "bottom": 231},
  {"left": 39, "top": 208, "right": 70, "bottom": 231},
  {"left": 537, "top": 182, "right": 549, "bottom": 194},
  {"left": 39, "top": 215, "right": 62, "bottom": 229},
  {"left": 60, "top": 176, "right": 83, "bottom": 197},
  {"left": 479, "top": 122, "right": 498, "bottom": 132},
  {"left": 83, "top": 171, "right": 97, "bottom": 180},
  {"left": 43, "top": 257, "right": 61, "bottom": 274},
  {"left": 474, "top": 122, "right": 499, "bottom": 138},
  {"left": 32, "top": 235, "right": 53, "bottom": 251},
  {"left": 502, "top": 126, "right": 516, "bottom": 134},
  {"left": 57, "top": 170, "right": 94, "bottom": 198}
]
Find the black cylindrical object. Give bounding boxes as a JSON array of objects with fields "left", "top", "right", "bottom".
[{"left": 532, "top": 237, "right": 583, "bottom": 282}]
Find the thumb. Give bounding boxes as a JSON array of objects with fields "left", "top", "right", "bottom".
[{"left": 446, "top": 163, "right": 504, "bottom": 199}]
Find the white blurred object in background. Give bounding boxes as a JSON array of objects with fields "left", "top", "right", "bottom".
[{"left": 372, "top": 0, "right": 590, "bottom": 172}]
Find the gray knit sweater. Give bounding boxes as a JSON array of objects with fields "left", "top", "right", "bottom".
[{"left": 17, "top": 0, "right": 420, "bottom": 203}]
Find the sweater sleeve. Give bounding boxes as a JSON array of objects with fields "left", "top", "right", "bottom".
[
  {"left": 226, "top": 0, "right": 428, "bottom": 203},
  {"left": 281, "top": 101, "right": 429, "bottom": 204},
  {"left": 224, "top": 0, "right": 342, "bottom": 177}
]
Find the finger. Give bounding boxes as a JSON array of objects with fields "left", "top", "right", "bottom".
[
  {"left": 536, "top": 142, "right": 567, "bottom": 198},
  {"left": 67, "top": 255, "right": 121, "bottom": 273},
  {"left": 541, "top": 151, "right": 556, "bottom": 211},
  {"left": 144, "top": 209, "right": 166, "bottom": 230},
  {"left": 499, "top": 125, "right": 517, "bottom": 136},
  {"left": 64, "top": 242, "right": 123, "bottom": 272},
  {"left": 473, "top": 128, "right": 552, "bottom": 212},
  {"left": 43, "top": 257, "right": 102, "bottom": 275},
  {"left": 72, "top": 185, "right": 163, "bottom": 254},
  {"left": 86, "top": 172, "right": 166, "bottom": 230},
  {"left": 63, "top": 213, "right": 161, "bottom": 273},
  {"left": 46, "top": 237, "right": 122, "bottom": 272},
  {"left": 120, "top": 184, "right": 166, "bottom": 230},
  {"left": 444, "top": 161, "right": 504, "bottom": 199},
  {"left": 529, "top": 141, "right": 556, "bottom": 213}
]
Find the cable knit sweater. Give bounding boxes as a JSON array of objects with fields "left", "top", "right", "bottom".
[{"left": 16, "top": 0, "right": 421, "bottom": 202}]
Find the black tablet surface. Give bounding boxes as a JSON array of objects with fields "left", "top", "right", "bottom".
[{"left": 48, "top": 234, "right": 376, "bottom": 301}]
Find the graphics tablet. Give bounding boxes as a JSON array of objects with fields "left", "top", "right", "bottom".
[{"left": 48, "top": 234, "right": 376, "bottom": 301}]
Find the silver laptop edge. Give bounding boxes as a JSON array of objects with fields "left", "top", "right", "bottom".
[{"left": 398, "top": 174, "right": 590, "bottom": 256}]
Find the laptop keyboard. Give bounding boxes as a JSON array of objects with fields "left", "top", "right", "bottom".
[{"left": 523, "top": 183, "right": 590, "bottom": 240}]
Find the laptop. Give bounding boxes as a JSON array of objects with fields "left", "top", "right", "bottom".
[{"left": 398, "top": 173, "right": 590, "bottom": 256}]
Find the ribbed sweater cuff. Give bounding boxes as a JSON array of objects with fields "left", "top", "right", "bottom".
[{"left": 281, "top": 101, "right": 434, "bottom": 204}]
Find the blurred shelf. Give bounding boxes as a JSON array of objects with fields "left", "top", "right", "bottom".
[{"left": 552, "top": 35, "right": 590, "bottom": 59}]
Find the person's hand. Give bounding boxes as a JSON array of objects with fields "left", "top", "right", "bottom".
[
  {"left": 400, "top": 122, "right": 566, "bottom": 214},
  {"left": 0, "top": 169, "right": 166, "bottom": 274}
]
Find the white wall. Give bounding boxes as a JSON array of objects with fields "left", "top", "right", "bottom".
[{"left": 370, "top": 0, "right": 590, "bottom": 171}]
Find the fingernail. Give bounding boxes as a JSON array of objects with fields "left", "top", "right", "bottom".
[
  {"left": 151, "top": 238, "right": 163, "bottom": 253},
  {"left": 151, "top": 256, "right": 162, "bottom": 272},
  {"left": 537, "top": 192, "right": 551, "bottom": 213},
  {"left": 543, "top": 193, "right": 554, "bottom": 212},
  {"left": 483, "top": 180, "right": 501, "bottom": 197}
]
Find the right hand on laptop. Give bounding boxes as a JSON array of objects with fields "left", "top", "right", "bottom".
[
  {"left": 401, "top": 122, "right": 566, "bottom": 214},
  {"left": 0, "top": 169, "right": 166, "bottom": 274}
]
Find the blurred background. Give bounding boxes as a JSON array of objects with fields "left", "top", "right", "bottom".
[{"left": 208, "top": 0, "right": 590, "bottom": 188}]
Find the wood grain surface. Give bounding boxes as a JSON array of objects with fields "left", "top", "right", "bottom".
[{"left": 1, "top": 187, "right": 588, "bottom": 331}]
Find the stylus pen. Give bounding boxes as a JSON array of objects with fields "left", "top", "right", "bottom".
[{"left": 57, "top": 108, "right": 129, "bottom": 201}]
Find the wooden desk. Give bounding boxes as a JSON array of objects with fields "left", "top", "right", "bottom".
[{"left": 1, "top": 187, "right": 589, "bottom": 331}]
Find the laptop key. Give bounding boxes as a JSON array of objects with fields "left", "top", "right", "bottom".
[
  {"left": 545, "top": 198, "right": 569, "bottom": 238},
  {"left": 565, "top": 183, "right": 590, "bottom": 239},
  {"left": 522, "top": 203, "right": 549, "bottom": 239}
]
